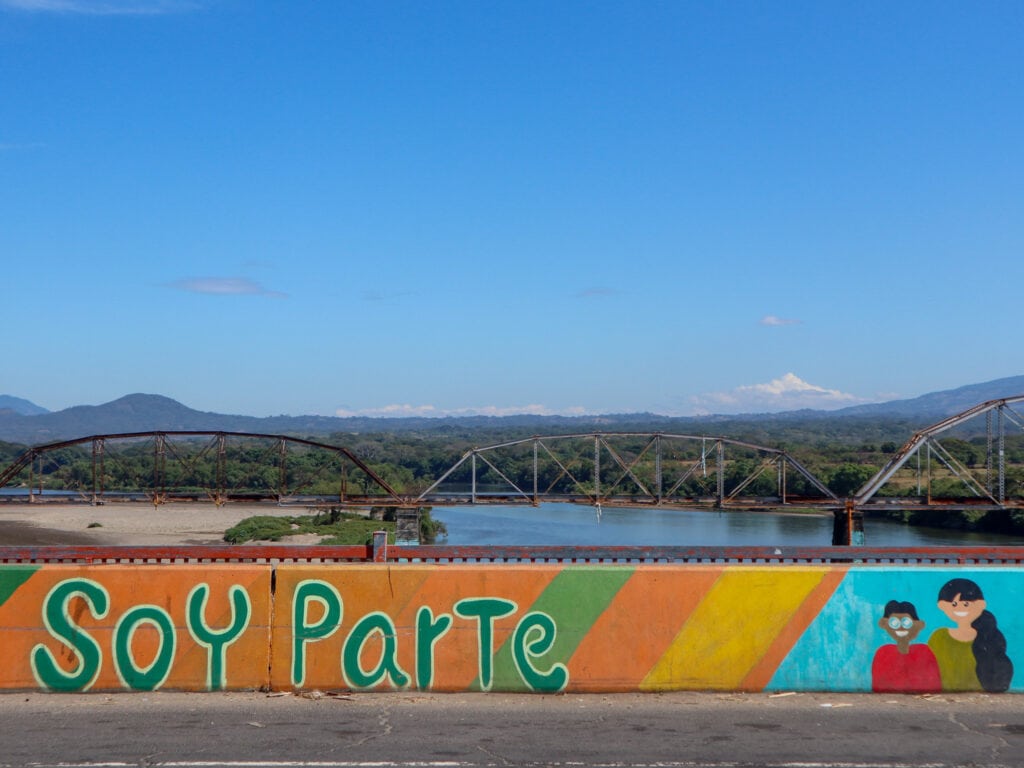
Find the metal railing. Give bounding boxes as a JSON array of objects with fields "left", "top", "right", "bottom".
[{"left": 2, "top": 540, "right": 1023, "bottom": 565}]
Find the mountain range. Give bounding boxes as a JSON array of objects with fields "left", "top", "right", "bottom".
[
  {"left": 0, "top": 395, "right": 49, "bottom": 417},
  {"left": 2, "top": 375, "right": 1024, "bottom": 447}
]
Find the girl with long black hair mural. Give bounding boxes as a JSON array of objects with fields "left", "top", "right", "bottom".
[{"left": 928, "top": 578, "right": 1013, "bottom": 692}]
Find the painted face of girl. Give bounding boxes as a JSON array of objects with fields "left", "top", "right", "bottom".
[{"left": 937, "top": 593, "right": 986, "bottom": 625}]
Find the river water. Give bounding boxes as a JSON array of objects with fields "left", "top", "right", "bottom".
[{"left": 430, "top": 502, "right": 1024, "bottom": 547}]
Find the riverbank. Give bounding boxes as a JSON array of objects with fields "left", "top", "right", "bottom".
[
  {"left": 0, "top": 501, "right": 834, "bottom": 548},
  {"left": 3, "top": 500, "right": 1022, "bottom": 548},
  {"left": 0, "top": 502, "right": 304, "bottom": 546}
]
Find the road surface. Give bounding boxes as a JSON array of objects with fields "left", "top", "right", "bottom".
[{"left": 2, "top": 690, "right": 1024, "bottom": 767}]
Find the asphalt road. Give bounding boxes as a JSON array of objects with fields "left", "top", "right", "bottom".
[{"left": 2, "top": 690, "right": 1024, "bottom": 768}]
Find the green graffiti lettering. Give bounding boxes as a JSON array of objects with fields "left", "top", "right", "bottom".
[
  {"left": 113, "top": 605, "right": 176, "bottom": 691},
  {"left": 415, "top": 606, "right": 453, "bottom": 690},
  {"left": 454, "top": 597, "right": 517, "bottom": 691},
  {"left": 292, "top": 580, "right": 343, "bottom": 687},
  {"left": 342, "top": 612, "right": 410, "bottom": 689},
  {"left": 31, "top": 578, "right": 110, "bottom": 692},
  {"left": 187, "top": 584, "right": 252, "bottom": 691},
  {"left": 512, "top": 611, "right": 568, "bottom": 692}
]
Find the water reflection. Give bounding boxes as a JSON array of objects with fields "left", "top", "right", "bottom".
[{"left": 432, "top": 503, "right": 1024, "bottom": 547}]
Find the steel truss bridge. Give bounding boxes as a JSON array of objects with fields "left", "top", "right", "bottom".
[
  {"left": 416, "top": 433, "right": 837, "bottom": 508},
  {"left": 856, "top": 395, "right": 1024, "bottom": 511},
  {"left": 1, "top": 396, "right": 1024, "bottom": 522},
  {"left": 0, "top": 431, "right": 403, "bottom": 507},
  {"left": 0, "top": 430, "right": 836, "bottom": 510}
]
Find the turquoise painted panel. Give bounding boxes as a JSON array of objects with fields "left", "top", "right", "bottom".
[{"left": 769, "top": 568, "right": 1021, "bottom": 693}]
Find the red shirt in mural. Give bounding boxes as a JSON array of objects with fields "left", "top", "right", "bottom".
[{"left": 871, "top": 644, "right": 942, "bottom": 693}]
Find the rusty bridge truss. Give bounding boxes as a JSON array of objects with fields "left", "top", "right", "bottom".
[
  {"left": 855, "top": 395, "right": 1024, "bottom": 511},
  {"left": 416, "top": 433, "right": 838, "bottom": 509},
  {"left": 0, "top": 431, "right": 403, "bottom": 506},
  {"left": 1, "top": 396, "right": 1024, "bottom": 519},
  {"left": 0, "top": 430, "right": 838, "bottom": 510}
]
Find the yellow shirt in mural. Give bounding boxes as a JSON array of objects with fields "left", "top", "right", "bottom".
[{"left": 928, "top": 628, "right": 980, "bottom": 691}]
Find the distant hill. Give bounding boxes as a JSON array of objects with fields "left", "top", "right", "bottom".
[
  {"left": 0, "top": 394, "right": 346, "bottom": 446},
  {"left": 1, "top": 376, "right": 1023, "bottom": 447},
  {"left": 0, "top": 393, "right": 643, "bottom": 446},
  {"left": 834, "top": 375, "right": 1024, "bottom": 419},
  {"left": 0, "top": 395, "right": 49, "bottom": 417}
]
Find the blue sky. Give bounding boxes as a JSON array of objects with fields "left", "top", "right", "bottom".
[{"left": 2, "top": 1, "right": 1022, "bottom": 418}]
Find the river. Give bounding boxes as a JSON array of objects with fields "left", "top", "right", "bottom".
[{"left": 430, "top": 502, "right": 1024, "bottom": 547}]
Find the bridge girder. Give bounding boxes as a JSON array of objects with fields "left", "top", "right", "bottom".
[
  {"left": 0, "top": 430, "right": 841, "bottom": 509},
  {"left": 0, "top": 431, "right": 402, "bottom": 506},
  {"left": 12, "top": 400, "right": 1024, "bottom": 513},
  {"left": 855, "top": 395, "right": 1024, "bottom": 507},
  {"left": 416, "top": 432, "right": 838, "bottom": 508}
]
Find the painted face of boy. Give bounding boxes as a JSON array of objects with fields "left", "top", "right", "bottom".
[{"left": 878, "top": 612, "right": 924, "bottom": 653}]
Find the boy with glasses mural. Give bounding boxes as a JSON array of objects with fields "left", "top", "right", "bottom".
[{"left": 871, "top": 600, "right": 941, "bottom": 693}]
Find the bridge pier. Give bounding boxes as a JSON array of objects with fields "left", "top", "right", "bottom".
[
  {"left": 395, "top": 508, "right": 421, "bottom": 545},
  {"left": 832, "top": 501, "right": 865, "bottom": 546}
]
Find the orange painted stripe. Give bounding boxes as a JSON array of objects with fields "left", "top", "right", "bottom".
[
  {"left": 567, "top": 566, "right": 724, "bottom": 692},
  {"left": 739, "top": 567, "right": 847, "bottom": 690}
]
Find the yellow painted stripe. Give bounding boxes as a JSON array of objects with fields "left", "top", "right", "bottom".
[
  {"left": 641, "top": 567, "right": 828, "bottom": 691},
  {"left": 739, "top": 568, "right": 847, "bottom": 690}
]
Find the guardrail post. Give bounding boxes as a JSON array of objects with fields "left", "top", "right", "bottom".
[{"left": 372, "top": 530, "right": 388, "bottom": 562}]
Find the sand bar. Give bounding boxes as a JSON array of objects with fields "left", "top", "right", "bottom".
[{"left": 0, "top": 502, "right": 303, "bottom": 546}]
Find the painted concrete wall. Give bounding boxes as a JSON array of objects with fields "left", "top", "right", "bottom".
[
  {"left": 0, "top": 565, "right": 271, "bottom": 692},
  {"left": 0, "top": 564, "right": 1019, "bottom": 693}
]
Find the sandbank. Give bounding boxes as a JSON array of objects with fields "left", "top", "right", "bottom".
[{"left": 0, "top": 502, "right": 304, "bottom": 546}]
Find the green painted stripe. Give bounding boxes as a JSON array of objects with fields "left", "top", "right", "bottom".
[
  {"left": 0, "top": 566, "right": 40, "bottom": 608},
  {"left": 486, "top": 566, "right": 635, "bottom": 691}
]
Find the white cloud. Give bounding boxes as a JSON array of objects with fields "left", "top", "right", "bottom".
[
  {"left": 335, "top": 404, "right": 437, "bottom": 418},
  {"left": 760, "top": 314, "right": 801, "bottom": 327},
  {"left": 335, "top": 403, "right": 590, "bottom": 419},
  {"left": 690, "top": 373, "right": 869, "bottom": 415},
  {"left": 167, "top": 277, "right": 287, "bottom": 298},
  {"left": 0, "top": 0, "right": 196, "bottom": 13}
]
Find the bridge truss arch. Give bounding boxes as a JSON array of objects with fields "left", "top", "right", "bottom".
[
  {"left": 417, "top": 432, "right": 838, "bottom": 508},
  {"left": 855, "top": 395, "right": 1024, "bottom": 508},
  {"left": 0, "top": 431, "right": 403, "bottom": 506}
]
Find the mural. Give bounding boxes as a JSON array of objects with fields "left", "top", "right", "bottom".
[
  {"left": 929, "top": 578, "right": 1013, "bottom": 692},
  {"left": 871, "top": 600, "right": 940, "bottom": 693},
  {"left": 768, "top": 569, "right": 1019, "bottom": 692},
  {"left": 270, "top": 564, "right": 1021, "bottom": 693},
  {"left": 0, "top": 565, "right": 271, "bottom": 691},
  {"left": 0, "top": 563, "right": 1019, "bottom": 692}
]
